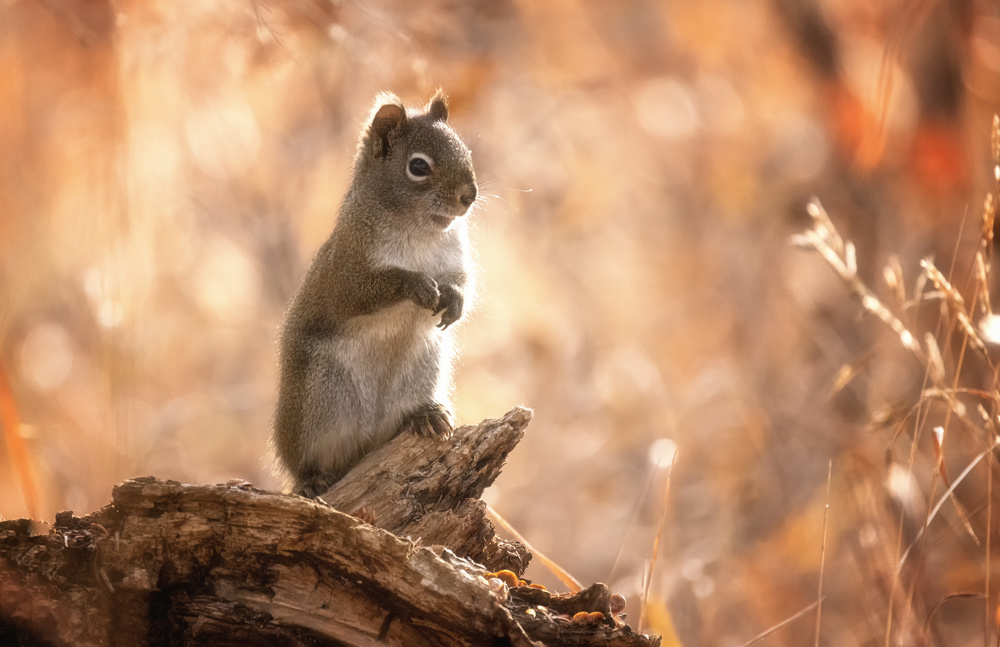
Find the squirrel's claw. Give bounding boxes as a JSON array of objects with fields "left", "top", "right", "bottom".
[
  {"left": 434, "top": 283, "right": 463, "bottom": 329},
  {"left": 399, "top": 403, "right": 454, "bottom": 439}
]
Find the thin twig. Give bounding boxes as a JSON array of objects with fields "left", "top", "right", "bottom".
[
  {"left": 815, "top": 460, "right": 832, "bottom": 647},
  {"left": 987, "top": 443, "right": 993, "bottom": 647},
  {"left": 486, "top": 503, "right": 582, "bottom": 592},
  {"left": 743, "top": 599, "right": 825, "bottom": 646},
  {"left": 607, "top": 460, "right": 660, "bottom": 584},
  {"left": 640, "top": 453, "right": 676, "bottom": 634},
  {"left": 897, "top": 440, "right": 1000, "bottom": 569},
  {"left": 924, "top": 592, "right": 984, "bottom": 637}
]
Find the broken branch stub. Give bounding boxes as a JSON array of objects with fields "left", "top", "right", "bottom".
[{"left": 321, "top": 405, "right": 534, "bottom": 575}]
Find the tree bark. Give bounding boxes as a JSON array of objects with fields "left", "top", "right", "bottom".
[
  {"left": 0, "top": 408, "right": 660, "bottom": 647},
  {"left": 320, "top": 405, "right": 533, "bottom": 575}
]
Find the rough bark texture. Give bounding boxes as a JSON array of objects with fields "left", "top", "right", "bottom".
[
  {"left": 0, "top": 408, "right": 660, "bottom": 647},
  {"left": 321, "top": 406, "right": 533, "bottom": 574}
]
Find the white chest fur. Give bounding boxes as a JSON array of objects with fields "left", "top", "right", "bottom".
[{"left": 372, "top": 220, "right": 468, "bottom": 279}]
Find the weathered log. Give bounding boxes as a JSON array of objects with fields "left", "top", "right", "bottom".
[
  {"left": 322, "top": 406, "right": 534, "bottom": 575},
  {"left": 0, "top": 409, "right": 660, "bottom": 646}
]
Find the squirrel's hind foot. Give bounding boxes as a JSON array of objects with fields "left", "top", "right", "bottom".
[
  {"left": 296, "top": 472, "right": 341, "bottom": 498},
  {"left": 399, "top": 403, "right": 454, "bottom": 438}
]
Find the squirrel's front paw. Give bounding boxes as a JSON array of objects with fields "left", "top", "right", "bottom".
[
  {"left": 410, "top": 274, "right": 441, "bottom": 312},
  {"left": 411, "top": 274, "right": 440, "bottom": 312},
  {"left": 434, "top": 284, "right": 464, "bottom": 329}
]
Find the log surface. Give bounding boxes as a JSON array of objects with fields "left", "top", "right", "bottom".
[
  {"left": 322, "top": 406, "right": 533, "bottom": 574},
  {"left": 0, "top": 408, "right": 660, "bottom": 647}
]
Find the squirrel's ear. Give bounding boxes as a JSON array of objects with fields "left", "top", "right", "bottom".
[
  {"left": 366, "top": 96, "right": 406, "bottom": 158},
  {"left": 427, "top": 90, "right": 449, "bottom": 122}
]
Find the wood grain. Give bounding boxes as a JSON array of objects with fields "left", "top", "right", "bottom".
[{"left": 0, "top": 408, "right": 660, "bottom": 646}]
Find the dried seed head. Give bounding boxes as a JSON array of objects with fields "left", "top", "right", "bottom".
[
  {"left": 923, "top": 333, "right": 945, "bottom": 383},
  {"left": 883, "top": 255, "right": 905, "bottom": 304}
]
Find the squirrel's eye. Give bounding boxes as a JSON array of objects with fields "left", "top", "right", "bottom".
[{"left": 407, "top": 153, "right": 433, "bottom": 181}]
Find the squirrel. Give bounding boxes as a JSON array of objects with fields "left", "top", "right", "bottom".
[{"left": 271, "top": 90, "right": 478, "bottom": 497}]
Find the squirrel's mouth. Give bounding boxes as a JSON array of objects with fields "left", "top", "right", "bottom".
[{"left": 431, "top": 213, "right": 456, "bottom": 228}]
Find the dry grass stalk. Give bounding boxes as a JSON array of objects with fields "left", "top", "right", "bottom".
[
  {"left": 486, "top": 503, "right": 583, "bottom": 593},
  {"left": 638, "top": 454, "right": 675, "bottom": 635},
  {"left": 792, "top": 199, "right": 925, "bottom": 363},
  {"left": 793, "top": 115, "right": 1000, "bottom": 645},
  {"left": 814, "top": 460, "right": 832, "bottom": 647}
]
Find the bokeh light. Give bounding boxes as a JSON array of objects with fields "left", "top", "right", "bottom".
[{"left": 1, "top": 1, "right": 998, "bottom": 644}]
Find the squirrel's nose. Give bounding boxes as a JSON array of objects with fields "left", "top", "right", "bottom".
[{"left": 458, "top": 184, "right": 477, "bottom": 210}]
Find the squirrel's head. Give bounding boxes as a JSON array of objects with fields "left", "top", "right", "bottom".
[{"left": 353, "top": 90, "right": 478, "bottom": 231}]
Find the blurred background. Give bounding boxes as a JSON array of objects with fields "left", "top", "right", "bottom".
[{"left": 2, "top": 0, "right": 1000, "bottom": 644}]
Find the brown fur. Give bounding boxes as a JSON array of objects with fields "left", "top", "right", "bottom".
[{"left": 272, "top": 91, "right": 477, "bottom": 495}]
